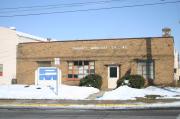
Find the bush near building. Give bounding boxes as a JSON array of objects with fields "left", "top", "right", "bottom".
[
  {"left": 116, "top": 75, "right": 129, "bottom": 88},
  {"left": 79, "top": 74, "right": 102, "bottom": 89},
  {"left": 117, "top": 75, "right": 145, "bottom": 89}
]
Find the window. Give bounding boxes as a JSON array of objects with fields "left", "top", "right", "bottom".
[
  {"left": 174, "top": 69, "right": 177, "bottom": 73},
  {"left": 137, "top": 60, "right": 154, "bottom": 79},
  {"left": 0, "top": 64, "right": 3, "bottom": 76},
  {"left": 68, "top": 61, "right": 95, "bottom": 80},
  {"left": 110, "top": 67, "right": 117, "bottom": 78},
  {"left": 37, "top": 61, "right": 51, "bottom": 67}
]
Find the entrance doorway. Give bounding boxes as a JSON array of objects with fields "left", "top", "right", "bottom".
[{"left": 108, "top": 65, "right": 119, "bottom": 89}]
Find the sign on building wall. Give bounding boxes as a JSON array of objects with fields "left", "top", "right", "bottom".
[
  {"left": 35, "top": 67, "right": 61, "bottom": 95},
  {"left": 54, "top": 58, "right": 60, "bottom": 65}
]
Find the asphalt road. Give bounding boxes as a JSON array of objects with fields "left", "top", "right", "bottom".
[{"left": 0, "top": 109, "right": 180, "bottom": 119}]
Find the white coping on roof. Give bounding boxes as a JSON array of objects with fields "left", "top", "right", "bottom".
[{"left": 16, "top": 31, "right": 47, "bottom": 41}]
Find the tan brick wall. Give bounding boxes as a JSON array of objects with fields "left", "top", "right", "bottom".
[
  {"left": 17, "top": 59, "right": 38, "bottom": 84},
  {"left": 17, "top": 37, "right": 174, "bottom": 89}
]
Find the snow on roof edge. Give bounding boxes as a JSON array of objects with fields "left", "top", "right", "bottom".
[{"left": 16, "top": 31, "right": 47, "bottom": 42}]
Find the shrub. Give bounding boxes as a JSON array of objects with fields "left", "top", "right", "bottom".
[
  {"left": 116, "top": 75, "right": 129, "bottom": 88},
  {"left": 129, "top": 75, "right": 145, "bottom": 89},
  {"left": 116, "top": 74, "right": 145, "bottom": 89},
  {"left": 79, "top": 74, "right": 102, "bottom": 89},
  {"left": 116, "top": 79, "right": 124, "bottom": 88}
]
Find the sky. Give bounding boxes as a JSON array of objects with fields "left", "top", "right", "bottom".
[{"left": 0, "top": 0, "right": 180, "bottom": 52}]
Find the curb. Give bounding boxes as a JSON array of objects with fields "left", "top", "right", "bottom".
[
  {"left": 0, "top": 103, "right": 145, "bottom": 110},
  {"left": 1, "top": 102, "right": 180, "bottom": 110}
]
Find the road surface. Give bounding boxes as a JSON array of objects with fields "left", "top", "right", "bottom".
[{"left": 0, "top": 108, "right": 180, "bottom": 119}]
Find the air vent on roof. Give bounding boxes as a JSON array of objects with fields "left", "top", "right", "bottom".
[
  {"left": 47, "top": 38, "right": 51, "bottom": 42},
  {"left": 162, "top": 27, "right": 171, "bottom": 37}
]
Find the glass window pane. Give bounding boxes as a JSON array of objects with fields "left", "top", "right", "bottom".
[
  {"left": 69, "top": 62, "right": 73, "bottom": 66},
  {"left": 79, "top": 61, "right": 83, "bottom": 66},
  {"left": 79, "top": 66, "right": 83, "bottom": 70},
  {"left": 79, "top": 70, "right": 83, "bottom": 74},
  {"left": 74, "top": 69, "right": 79, "bottom": 74},
  {"left": 137, "top": 60, "right": 154, "bottom": 79},
  {"left": 110, "top": 67, "right": 117, "bottom": 78},
  {"left": 74, "top": 74, "right": 78, "bottom": 78},
  {"left": 90, "top": 69, "right": 95, "bottom": 74},
  {"left": 68, "top": 66, "right": 72, "bottom": 69},
  {"left": 68, "top": 70, "right": 72, "bottom": 74},
  {"left": 84, "top": 61, "right": 89, "bottom": 65},
  {"left": 137, "top": 69, "right": 141, "bottom": 75},
  {"left": 0, "top": 64, "right": 3, "bottom": 76},
  {"left": 68, "top": 74, "right": 73, "bottom": 78},
  {"left": 78, "top": 75, "right": 84, "bottom": 79},
  {"left": 84, "top": 66, "right": 89, "bottom": 70},
  {"left": 150, "top": 73, "right": 154, "bottom": 79},
  {"left": 89, "top": 61, "right": 94, "bottom": 66},
  {"left": 90, "top": 66, "right": 94, "bottom": 69},
  {"left": 74, "top": 66, "right": 79, "bottom": 69},
  {"left": 142, "top": 67, "right": 146, "bottom": 74},
  {"left": 143, "top": 74, "right": 146, "bottom": 79},
  {"left": 68, "top": 60, "right": 95, "bottom": 80},
  {"left": 0, "top": 64, "right": 3, "bottom": 71},
  {"left": 84, "top": 69, "right": 89, "bottom": 74},
  {"left": 74, "top": 61, "right": 78, "bottom": 66}
]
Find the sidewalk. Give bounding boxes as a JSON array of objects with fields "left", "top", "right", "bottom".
[{"left": 0, "top": 99, "right": 180, "bottom": 110}]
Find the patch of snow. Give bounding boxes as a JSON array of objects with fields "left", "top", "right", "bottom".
[
  {"left": 58, "top": 85, "right": 99, "bottom": 100},
  {"left": 0, "top": 85, "right": 99, "bottom": 100},
  {"left": 99, "top": 86, "right": 180, "bottom": 100},
  {"left": 16, "top": 31, "right": 47, "bottom": 41}
]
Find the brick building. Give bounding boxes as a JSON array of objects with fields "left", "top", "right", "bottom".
[{"left": 17, "top": 36, "right": 174, "bottom": 89}]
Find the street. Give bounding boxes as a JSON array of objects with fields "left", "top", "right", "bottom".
[{"left": 0, "top": 109, "right": 180, "bottom": 119}]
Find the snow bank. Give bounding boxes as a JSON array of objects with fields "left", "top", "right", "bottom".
[
  {"left": 99, "top": 86, "right": 180, "bottom": 100},
  {"left": 58, "top": 85, "right": 99, "bottom": 99},
  {"left": 0, "top": 85, "right": 99, "bottom": 100},
  {"left": 1, "top": 84, "right": 180, "bottom": 100}
]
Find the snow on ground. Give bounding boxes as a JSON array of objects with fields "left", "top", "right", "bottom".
[
  {"left": 0, "top": 85, "right": 99, "bottom": 100},
  {"left": 99, "top": 85, "right": 180, "bottom": 100},
  {"left": 1, "top": 84, "right": 180, "bottom": 100},
  {"left": 58, "top": 85, "right": 99, "bottom": 99}
]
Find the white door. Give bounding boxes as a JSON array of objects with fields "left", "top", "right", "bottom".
[{"left": 108, "top": 66, "right": 119, "bottom": 89}]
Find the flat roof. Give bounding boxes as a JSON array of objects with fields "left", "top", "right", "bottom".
[{"left": 19, "top": 36, "right": 173, "bottom": 45}]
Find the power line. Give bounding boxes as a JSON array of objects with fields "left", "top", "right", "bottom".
[
  {"left": 0, "top": 0, "right": 124, "bottom": 14},
  {"left": 0, "top": 0, "right": 123, "bottom": 11},
  {"left": 0, "top": 0, "right": 180, "bottom": 18}
]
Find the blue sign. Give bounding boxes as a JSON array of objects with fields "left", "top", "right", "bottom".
[{"left": 39, "top": 67, "right": 58, "bottom": 80}]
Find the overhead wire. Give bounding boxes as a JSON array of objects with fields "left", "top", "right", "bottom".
[
  {"left": 0, "top": 0, "right": 180, "bottom": 18},
  {"left": 0, "top": 0, "right": 125, "bottom": 14},
  {"left": 0, "top": 0, "right": 123, "bottom": 11}
]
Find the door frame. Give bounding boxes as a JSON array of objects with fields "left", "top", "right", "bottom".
[{"left": 108, "top": 65, "right": 119, "bottom": 89}]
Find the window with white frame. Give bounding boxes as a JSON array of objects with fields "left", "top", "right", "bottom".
[
  {"left": 68, "top": 61, "right": 95, "bottom": 80},
  {"left": 137, "top": 60, "right": 154, "bottom": 79}
]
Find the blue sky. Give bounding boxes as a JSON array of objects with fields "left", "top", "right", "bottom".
[{"left": 0, "top": 0, "right": 180, "bottom": 51}]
